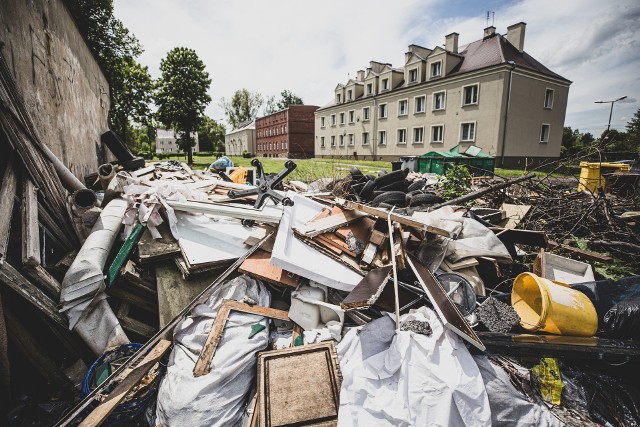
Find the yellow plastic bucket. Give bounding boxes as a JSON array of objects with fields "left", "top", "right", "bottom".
[{"left": 511, "top": 272, "right": 597, "bottom": 337}]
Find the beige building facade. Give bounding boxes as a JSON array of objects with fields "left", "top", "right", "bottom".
[
  {"left": 315, "top": 23, "right": 571, "bottom": 167},
  {"left": 225, "top": 121, "right": 256, "bottom": 156},
  {"left": 155, "top": 129, "right": 199, "bottom": 153}
]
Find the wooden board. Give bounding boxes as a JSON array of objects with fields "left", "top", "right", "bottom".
[
  {"left": 137, "top": 223, "right": 180, "bottom": 264},
  {"left": 193, "top": 300, "right": 290, "bottom": 377},
  {"left": 0, "top": 156, "right": 17, "bottom": 264},
  {"left": 341, "top": 266, "right": 393, "bottom": 310},
  {"left": 257, "top": 342, "right": 341, "bottom": 427},
  {"left": 239, "top": 249, "right": 299, "bottom": 288},
  {"left": 500, "top": 203, "right": 531, "bottom": 229},
  {"left": 294, "top": 208, "right": 365, "bottom": 237},
  {"left": 21, "top": 178, "right": 40, "bottom": 267}
]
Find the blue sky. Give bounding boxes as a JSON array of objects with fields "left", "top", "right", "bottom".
[{"left": 113, "top": 0, "right": 639, "bottom": 136}]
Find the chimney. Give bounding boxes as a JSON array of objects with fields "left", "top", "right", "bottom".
[
  {"left": 483, "top": 26, "right": 496, "bottom": 38},
  {"left": 445, "top": 32, "right": 459, "bottom": 53},
  {"left": 357, "top": 70, "right": 365, "bottom": 81},
  {"left": 507, "top": 22, "right": 526, "bottom": 53}
]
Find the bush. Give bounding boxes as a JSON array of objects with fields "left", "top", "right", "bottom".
[
  {"left": 440, "top": 164, "right": 471, "bottom": 199},
  {"left": 195, "top": 151, "right": 213, "bottom": 157},
  {"left": 242, "top": 150, "right": 252, "bottom": 158}
]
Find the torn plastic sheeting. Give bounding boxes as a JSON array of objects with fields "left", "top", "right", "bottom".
[
  {"left": 155, "top": 276, "right": 271, "bottom": 427},
  {"left": 474, "top": 356, "right": 563, "bottom": 427},
  {"left": 59, "top": 198, "right": 130, "bottom": 354},
  {"left": 271, "top": 192, "right": 363, "bottom": 292},
  {"left": 336, "top": 306, "right": 491, "bottom": 427},
  {"left": 413, "top": 206, "right": 512, "bottom": 262}
]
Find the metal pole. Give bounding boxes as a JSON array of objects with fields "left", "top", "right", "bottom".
[{"left": 607, "top": 101, "right": 614, "bottom": 131}]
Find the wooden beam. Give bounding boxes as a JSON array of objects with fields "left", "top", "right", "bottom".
[
  {"left": 24, "top": 263, "right": 61, "bottom": 297},
  {"left": 21, "top": 178, "right": 40, "bottom": 267},
  {"left": 0, "top": 262, "right": 67, "bottom": 328},
  {"left": 78, "top": 340, "right": 171, "bottom": 427},
  {"left": 0, "top": 156, "right": 17, "bottom": 264},
  {"left": 0, "top": 293, "right": 10, "bottom": 411},
  {"left": 336, "top": 199, "right": 450, "bottom": 237},
  {"left": 193, "top": 300, "right": 290, "bottom": 377}
]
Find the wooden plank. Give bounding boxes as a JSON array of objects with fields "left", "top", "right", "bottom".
[
  {"left": 78, "top": 340, "right": 171, "bottom": 427},
  {"left": 337, "top": 199, "right": 450, "bottom": 237},
  {"left": 0, "top": 293, "right": 10, "bottom": 411},
  {"left": 107, "top": 223, "right": 144, "bottom": 287},
  {"left": 341, "top": 266, "right": 393, "bottom": 310},
  {"left": 238, "top": 249, "right": 299, "bottom": 288},
  {"left": 0, "top": 262, "right": 67, "bottom": 327},
  {"left": 193, "top": 300, "right": 290, "bottom": 377},
  {"left": 24, "top": 263, "right": 61, "bottom": 297},
  {"left": 547, "top": 240, "right": 614, "bottom": 264},
  {"left": 500, "top": 203, "right": 531, "bottom": 229},
  {"left": 294, "top": 208, "right": 365, "bottom": 237},
  {"left": 0, "top": 156, "right": 17, "bottom": 264},
  {"left": 257, "top": 342, "right": 341, "bottom": 427},
  {"left": 21, "top": 178, "right": 40, "bottom": 267}
]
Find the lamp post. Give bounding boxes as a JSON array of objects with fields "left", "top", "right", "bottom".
[{"left": 595, "top": 96, "right": 627, "bottom": 132}]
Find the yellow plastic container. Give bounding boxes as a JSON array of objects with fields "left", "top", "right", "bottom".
[
  {"left": 578, "top": 161, "right": 632, "bottom": 192},
  {"left": 511, "top": 272, "right": 598, "bottom": 336}
]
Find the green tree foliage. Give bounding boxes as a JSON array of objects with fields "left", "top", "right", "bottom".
[
  {"left": 441, "top": 164, "right": 471, "bottom": 199},
  {"left": 198, "top": 116, "right": 226, "bottom": 152},
  {"left": 562, "top": 127, "right": 580, "bottom": 152},
  {"left": 600, "top": 129, "right": 628, "bottom": 151},
  {"left": 263, "top": 95, "right": 277, "bottom": 115},
  {"left": 220, "top": 89, "right": 263, "bottom": 129},
  {"left": 580, "top": 132, "right": 595, "bottom": 146},
  {"left": 625, "top": 108, "right": 640, "bottom": 154},
  {"left": 276, "top": 90, "right": 304, "bottom": 110},
  {"left": 65, "top": 0, "right": 153, "bottom": 145},
  {"left": 155, "top": 47, "right": 212, "bottom": 164}
]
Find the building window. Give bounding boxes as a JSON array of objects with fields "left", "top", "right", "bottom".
[
  {"left": 414, "top": 96, "right": 426, "bottom": 113},
  {"left": 331, "top": 114, "right": 336, "bottom": 126},
  {"left": 544, "top": 89, "right": 554, "bottom": 109},
  {"left": 381, "top": 78, "right": 389, "bottom": 90},
  {"left": 409, "top": 68, "right": 418, "bottom": 83},
  {"left": 363, "top": 107, "right": 370, "bottom": 121},
  {"left": 348, "top": 110, "right": 355, "bottom": 123},
  {"left": 413, "top": 127, "right": 424, "bottom": 144},
  {"left": 461, "top": 122, "right": 476, "bottom": 142},
  {"left": 362, "top": 132, "right": 369, "bottom": 145},
  {"left": 540, "top": 124, "right": 550, "bottom": 143},
  {"left": 430, "top": 61, "right": 442, "bottom": 78},
  {"left": 340, "top": 112, "right": 345, "bottom": 124},
  {"left": 347, "top": 90, "right": 353, "bottom": 101},
  {"left": 463, "top": 84, "right": 479, "bottom": 105},
  {"left": 433, "top": 91, "right": 446, "bottom": 110},
  {"left": 366, "top": 83, "right": 373, "bottom": 95},
  {"left": 336, "top": 93, "right": 342, "bottom": 103},
  {"left": 378, "top": 130, "right": 387, "bottom": 145},
  {"left": 431, "top": 125, "right": 444, "bottom": 143},
  {"left": 339, "top": 135, "right": 345, "bottom": 146},
  {"left": 398, "top": 99, "right": 408, "bottom": 116},
  {"left": 348, "top": 134, "right": 354, "bottom": 146},
  {"left": 397, "top": 129, "right": 407, "bottom": 145},
  {"left": 331, "top": 136, "right": 336, "bottom": 147},
  {"left": 379, "top": 103, "right": 388, "bottom": 118}
]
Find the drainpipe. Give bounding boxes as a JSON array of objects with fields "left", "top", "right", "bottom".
[
  {"left": 500, "top": 61, "right": 516, "bottom": 167},
  {"left": 372, "top": 94, "right": 378, "bottom": 161}
]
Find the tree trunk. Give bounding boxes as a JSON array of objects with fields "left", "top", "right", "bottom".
[{"left": 186, "top": 129, "right": 193, "bottom": 165}]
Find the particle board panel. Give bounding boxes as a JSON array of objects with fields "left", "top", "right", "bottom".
[
  {"left": 238, "top": 249, "right": 299, "bottom": 288},
  {"left": 341, "top": 266, "right": 393, "bottom": 310},
  {"left": 155, "top": 263, "right": 213, "bottom": 328},
  {"left": 257, "top": 342, "right": 341, "bottom": 427},
  {"left": 137, "top": 223, "right": 180, "bottom": 264}
]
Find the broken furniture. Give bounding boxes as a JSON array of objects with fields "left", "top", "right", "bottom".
[{"left": 227, "top": 159, "right": 297, "bottom": 208}]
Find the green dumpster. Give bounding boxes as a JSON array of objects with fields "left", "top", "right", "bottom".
[{"left": 416, "top": 145, "right": 494, "bottom": 176}]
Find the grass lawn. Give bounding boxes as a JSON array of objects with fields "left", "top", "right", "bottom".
[{"left": 150, "top": 153, "right": 568, "bottom": 182}]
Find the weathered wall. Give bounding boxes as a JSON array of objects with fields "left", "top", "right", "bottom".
[{"left": 0, "top": 0, "right": 110, "bottom": 180}]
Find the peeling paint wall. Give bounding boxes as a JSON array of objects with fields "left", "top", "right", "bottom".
[{"left": 0, "top": 0, "right": 110, "bottom": 180}]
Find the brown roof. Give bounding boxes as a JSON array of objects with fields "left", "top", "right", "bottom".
[{"left": 449, "top": 34, "right": 570, "bottom": 82}]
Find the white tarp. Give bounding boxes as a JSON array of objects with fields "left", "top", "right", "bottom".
[
  {"left": 337, "top": 307, "right": 491, "bottom": 427},
  {"left": 155, "top": 276, "right": 271, "bottom": 427}
]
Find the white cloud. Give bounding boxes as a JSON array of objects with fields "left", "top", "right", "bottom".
[{"left": 113, "top": 0, "right": 639, "bottom": 135}]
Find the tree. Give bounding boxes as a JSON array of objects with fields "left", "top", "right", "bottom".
[
  {"left": 276, "top": 90, "right": 304, "bottom": 110},
  {"left": 220, "top": 89, "right": 263, "bottom": 129},
  {"left": 65, "top": 0, "right": 153, "bottom": 145},
  {"left": 580, "top": 132, "right": 595, "bottom": 146},
  {"left": 561, "top": 127, "right": 580, "bottom": 153},
  {"left": 625, "top": 108, "right": 640, "bottom": 154},
  {"left": 263, "top": 95, "right": 278, "bottom": 115},
  {"left": 600, "top": 129, "right": 628, "bottom": 151},
  {"left": 155, "top": 47, "right": 211, "bottom": 164},
  {"left": 198, "top": 116, "right": 226, "bottom": 152}
]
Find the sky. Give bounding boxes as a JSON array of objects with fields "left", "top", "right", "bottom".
[{"left": 113, "top": 0, "right": 640, "bottom": 135}]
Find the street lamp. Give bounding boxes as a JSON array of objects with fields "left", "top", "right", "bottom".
[{"left": 595, "top": 96, "right": 627, "bottom": 132}]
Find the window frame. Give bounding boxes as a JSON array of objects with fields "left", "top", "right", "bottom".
[
  {"left": 339, "top": 112, "right": 345, "bottom": 125},
  {"left": 544, "top": 88, "right": 554, "bottom": 109},
  {"left": 339, "top": 134, "right": 345, "bottom": 146},
  {"left": 412, "top": 126, "right": 425, "bottom": 144},
  {"left": 460, "top": 121, "right": 477, "bottom": 142},
  {"left": 320, "top": 136, "right": 325, "bottom": 147},
  {"left": 381, "top": 78, "right": 389, "bottom": 91},
  {"left": 408, "top": 68, "right": 419, "bottom": 83},
  {"left": 331, "top": 114, "right": 336, "bottom": 126},
  {"left": 348, "top": 110, "right": 355, "bottom": 123},
  {"left": 397, "top": 99, "right": 409, "bottom": 116},
  {"left": 414, "top": 95, "right": 426, "bottom": 114},
  {"left": 540, "top": 123, "right": 550, "bottom": 143},
  {"left": 348, "top": 133, "right": 355, "bottom": 146},
  {"left": 462, "top": 83, "right": 479, "bottom": 106},
  {"left": 330, "top": 135, "right": 336, "bottom": 147},
  {"left": 397, "top": 128, "right": 407, "bottom": 145},
  {"left": 431, "top": 125, "right": 444, "bottom": 143},
  {"left": 362, "top": 106, "right": 370, "bottom": 121},
  {"left": 432, "top": 90, "right": 446, "bottom": 111},
  {"left": 366, "top": 82, "right": 373, "bottom": 95},
  {"left": 336, "top": 93, "right": 341, "bottom": 103},
  {"left": 320, "top": 117, "right": 326, "bottom": 128},
  {"left": 362, "top": 132, "right": 369, "bottom": 146},
  {"left": 347, "top": 89, "right": 353, "bottom": 101},
  {"left": 379, "top": 103, "right": 388, "bottom": 119},
  {"left": 378, "top": 130, "right": 387, "bottom": 146},
  {"left": 430, "top": 60, "right": 442, "bottom": 78}
]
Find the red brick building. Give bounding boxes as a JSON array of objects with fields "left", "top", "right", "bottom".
[{"left": 256, "top": 105, "right": 319, "bottom": 158}]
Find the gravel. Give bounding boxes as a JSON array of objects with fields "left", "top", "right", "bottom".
[
  {"left": 476, "top": 297, "right": 521, "bottom": 333},
  {"left": 400, "top": 320, "right": 432, "bottom": 336}
]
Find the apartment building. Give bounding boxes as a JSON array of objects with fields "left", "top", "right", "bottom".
[
  {"left": 256, "top": 105, "right": 319, "bottom": 158},
  {"left": 155, "top": 128, "right": 199, "bottom": 153},
  {"left": 314, "top": 23, "right": 571, "bottom": 167},
  {"left": 225, "top": 121, "right": 256, "bottom": 156}
]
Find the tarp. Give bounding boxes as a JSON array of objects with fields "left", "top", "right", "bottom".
[{"left": 336, "top": 307, "right": 491, "bottom": 427}]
